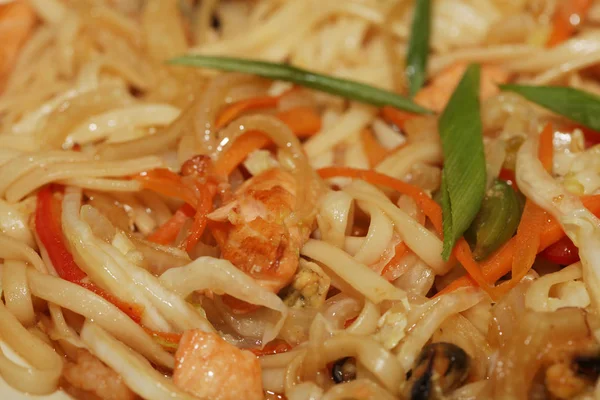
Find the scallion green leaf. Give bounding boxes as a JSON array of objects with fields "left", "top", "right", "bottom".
[
  {"left": 169, "top": 55, "right": 432, "bottom": 114},
  {"left": 500, "top": 84, "right": 600, "bottom": 131},
  {"left": 406, "top": 0, "right": 431, "bottom": 97},
  {"left": 439, "top": 64, "right": 486, "bottom": 260}
]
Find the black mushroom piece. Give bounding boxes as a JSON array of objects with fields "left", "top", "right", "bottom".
[
  {"left": 406, "top": 342, "right": 471, "bottom": 400},
  {"left": 331, "top": 357, "right": 357, "bottom": 384}
]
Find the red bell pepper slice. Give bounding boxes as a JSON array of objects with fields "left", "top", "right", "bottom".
[
  {"left": 540, "top": 235, "right": 580, "bottom": 266},
  {"left": 35, "top": 186, "right": 143, "bottom": 323}
]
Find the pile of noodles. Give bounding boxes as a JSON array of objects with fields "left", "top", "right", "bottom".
[{"left": 1, "top": 0, "right": 600, "bottom": 399}]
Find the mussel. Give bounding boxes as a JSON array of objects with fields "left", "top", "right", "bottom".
[
  {"left": 407, "top": 342, "right": 470, "bottom": 400},
  {"left": 331, "top": 357, "right": 357, "bottom": 384}
]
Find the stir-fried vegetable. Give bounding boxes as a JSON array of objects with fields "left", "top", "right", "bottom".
[
  {"left": 493, "top": 124, "right": 554, "bottom": 295},
  {"left": 439, "top": 64, "right": 486, "bottom": 260},
  {"left": 169, "top": 56, "right": 432, "bottom": 114},
  {"left": 501, "top": 85, "right": 600, "bottom": 134},
  {"left": 540, "top": 236, "right": 580, "bottom": 265},
  {"left": 36, "top": 186, "right": 87, "bottom": 282},
  {"left": 405, "top": 0, "right": 431, "bottom": 97},
  {"left": 317, "top": 167, "right": 492, "bottom": 293},
  {"left": 438, "top": 195, "right": 600, "bottom": 295},
  {"left": 465, "top": 179, "right": 522, "bottom": 261}
]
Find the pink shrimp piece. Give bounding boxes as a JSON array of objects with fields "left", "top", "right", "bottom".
[
  {"left": 208, "top": 168, "right": 310, "bottom": 293},
  {"left": 173, "top": 330, "right": 263, "bottom": 400}
]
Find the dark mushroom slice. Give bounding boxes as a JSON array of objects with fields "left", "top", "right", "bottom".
[
  {"left": 407, "top": 342, "right": 470, "bottom": 400},
  {"left": 331, "top": 357, "right": 357, "bottom": 384}
]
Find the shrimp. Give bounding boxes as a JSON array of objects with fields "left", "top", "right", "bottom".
[
  {"left": 415, "top": 62, "right": 510, "bottom": 113},
  {"left": 61, "top": 349, "right": 136, "bottom": 400},
  {"left": 208, "top": 168, "right": 311, "bottom": 293},
  {"left": 173, "top": 330, "right": 263, "bottom": 400},
  {"left": 0, "top": 1, "right": 36, "bottom": 91}
]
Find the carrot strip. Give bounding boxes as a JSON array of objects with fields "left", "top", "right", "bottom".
[
  {"left": 538, "top": 123, "right": 554, "bottom": 171},
  {"left": 361, "top": 128, "right": 390, "bottom": 167},
  {"left": 213, "top": 131, "right": 271, "bottom": 177},
  {"left": 247, "top": 340, "right": 292, "bottom": 356},
  {"left": 215, "top": 96, "right": 280, "bottom": 130},
  {"left": 547, "top": 0, "right": 593, "bottom": 47},
  {"left": 437, "top": 195, "right": 600, "bottom": 296},
  {"left": 79, "top": 282, "right": 144, "bottom": 324},
  {"left": 143, "top": 328, "right": 182, "bottom": 344},
  {"left": 493, "top": 201, "right": 546, "bottom": 295},
  {"left": 147, "top": 204, "right": 195, "bottom": 244},
  {"left": 134, "top": 169, "right": 199, "bottom": 208},
  {"left": 181, "top": 183, "right": 216, "bottom": 252},
  {"left": 453, "top": 239, "right": 497, "bottom": 293},
  {"left": 381, "top": 242, "right": 409, "bottom": 281},
  {"left": 381, "top": 106, "right": 416, "bottom": 130},
  {"left": 317, "top": 167, "right": 443, "bottom": 234},
  {"left": 276, "top": 106, "right": 322, "bottom": 137}
]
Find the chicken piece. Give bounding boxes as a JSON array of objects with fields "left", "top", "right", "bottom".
[
  {"left": 208, "top": 168, "right": 310, "bottom": 293},
  {"left": 280, "top": 260, "right": 330, "bottom": 309},
  {"left": 173, "top": 330, "right": 263, "bottom": 400},
  {"left": 415, "top": 62, "right": 510, "bottom": 113},
  {"left": 61, "top": 349, "right": 135, "bottom": 400}
]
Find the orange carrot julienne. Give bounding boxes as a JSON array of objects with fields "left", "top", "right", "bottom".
[
  {"left": 453, "top": 238, "right": 497, "bottom": 293},
  {"left": 181, "top": 183, "right": 216, "bottom": 252},
  {"left": 213, "top": 130, "right": 271, "bottom": 177},
  {"left": 381, "top": 106, "right": 416, "bottom": 130},
  {"left": 538, "top": 123, "right": 554, "bottom": 171},
  {"left": 381, "top": 241, "right": 409, "bottom": 281},
  {"left": 547, "top": 0, "right": 593, "bottom": 47},
  {"left": 361, "top": 128, "right": 390, "bottom": 167},
  {"left": 213, "top": 107, "right": 321, "bottom": 177},
  {"left": 134, "top": 169, "right": 199, "bottom": 208},
  {"left": 215, "top": 95, "right": 280, "bottom": 130},
  {"left": 276, "top": 106, "right": 322, "bottom": 137},
  {"left": 317, "top": 167, "right": 443, "bottom": 234},
  {"left": 493, "top": 200, "right": 546, "bottom": 296},
  {"left": 247, "top": 340, "right": 292, "bottom": 357},
  {"left": 147, "top": 204, "right": 195, "bottom": 244}
]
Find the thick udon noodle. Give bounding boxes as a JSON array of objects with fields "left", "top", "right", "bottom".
[{"left": 1, "top": 0, "right": 600, "bottom": 399}]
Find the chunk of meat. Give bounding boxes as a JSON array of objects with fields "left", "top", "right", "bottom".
[
  {"left": 208, "top": 168, "right": 310, "bottom": 293},
  {"left": 61, "top": 349, "right": 135, "bottom": 400},
  {"left": 173, "top": 330, "right": 263, "bottom": 400},
  {"left": 415, "top": 63, "right": 510, "bottom": 113}
]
